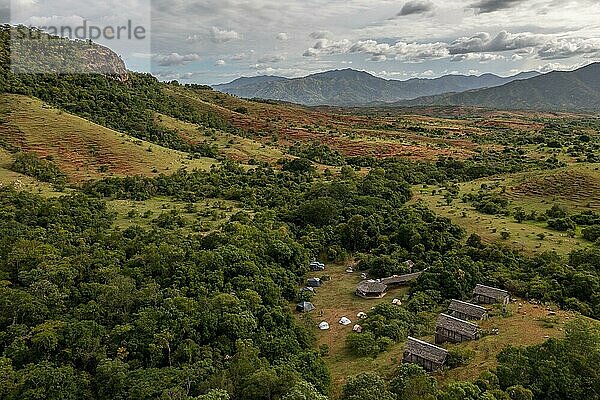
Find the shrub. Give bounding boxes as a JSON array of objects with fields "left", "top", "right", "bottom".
[
  {"left": 446, "top": 347, "right": 475, "bottom": 368},
  {"left": 10, "top": 152, "right": 67, "bottom": 184}
]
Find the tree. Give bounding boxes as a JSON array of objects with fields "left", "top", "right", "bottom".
[
  {"left": 389, "top": 363, "right": 437, "bottom": 400},
  {"left": 341, "top": 373, "right": 394, "bottom": 400},
  {"left": 505, "top": 386, "right": 533, "bottom": 400},
  {"left": 513, "top": 207, "right": 527, "bottom": 223},
  {"left": 438, "top": 382, "right": 480, "bottom": 400},
  {"left": 282, "top": 381, "right": 327, "bottom": 400}
]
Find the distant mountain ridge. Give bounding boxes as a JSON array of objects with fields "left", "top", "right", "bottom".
[
  {"left": 397, "top": 62, "right": 600, "bottom": 111},
  {"left": 214, "top": 68, "right": 540, "bottom": 106}
]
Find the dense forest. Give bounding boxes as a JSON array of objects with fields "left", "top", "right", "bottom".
[{"left": 1, "top": 161, "right": 599, "bottom": 399}]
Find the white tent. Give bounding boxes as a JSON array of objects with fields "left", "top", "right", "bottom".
[
  {"left": 356, "top": 312, "right": 367, "bottom": 319},
  {"left": 339, "top": 316, "right": 352, "bottom": 325},
  {"left": 318, "top": 321, "right": 330, "bottom": 330},
  {"left": 353, "top": 324, "right": 363, "bottom": 333}
]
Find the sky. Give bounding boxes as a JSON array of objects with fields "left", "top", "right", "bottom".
[{"left": 7, "top": 0, "right": 600, "bottom": 84}]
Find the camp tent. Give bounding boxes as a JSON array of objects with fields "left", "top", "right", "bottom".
[
  {"left": 318, "top": 321, "right": 330, "bottom": 330},
  {"left": 310, "top": 261, "right": 325, "bottom": 271},
  {"left": 339, "top": 316, "right": 352, "bottom": 325},
  {"left": 296, "top": 301, "right": 315, "bottom": 313},
  {"left": 306, "top": 278, "right": 322, "bottom": 287}
]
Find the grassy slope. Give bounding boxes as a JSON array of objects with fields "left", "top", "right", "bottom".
[
  {"left": 0, "top": 94, "right": 217, "bottom": 182},
  {"left": 174, "top": 86, "right": 485, "bottom": 161},
  {"left": 411, "top": 165, "right": 600, "bottom": 256},
  {"left": 154, "top": 112, "right": 287, "bottom": 164},
  {"left": 506, "top": 163, "right": 600, "bottom": 210}
]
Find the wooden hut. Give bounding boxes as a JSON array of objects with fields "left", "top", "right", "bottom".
[
  {"left": 447, "top": 299, "right": 488, "bottom": 320},
  {"left": 403, "top": 337, "right": 448, "bottom": 372},
  {"left": 435, "top": 313, "right": 480, "bottom": 344},
  {"left": 472, "top": 284, "right": 510, "bottom": 305},
  {"left": 379, "top": 270, "right": 426, "bottom": 287},
  {"left": 355, "top": 280, "right": 388, "bottom": 299}
]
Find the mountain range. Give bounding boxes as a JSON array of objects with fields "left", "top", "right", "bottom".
[
  {"left": 214, "top": 69, "right": 541, "bottom": 106},
  {"left": 398, "top": 62, "right": 600, "bottom": 111}
]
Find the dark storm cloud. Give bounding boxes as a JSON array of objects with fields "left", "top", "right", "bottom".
[
  {"left": 398, "top": 0, "right": 436, "bottom": 16},
  {"left": 469, "top": 0, "right": 523, "bottom": 14}
]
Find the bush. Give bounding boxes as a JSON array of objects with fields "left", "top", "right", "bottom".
[
  {"left": 582, "top": 225, "right": 600, "bottom": 242},
  {"left": 10, "top": 152, "right": 67, "bottom": 184},
  {"left": 346, "top": 332, "right": 379, "bottom": 357},
  {"left": 446, "top": 347, "right": 475, "bottom": 368},
  {"left": 547, "top": 218, "right": 576, "bottom": 232}
]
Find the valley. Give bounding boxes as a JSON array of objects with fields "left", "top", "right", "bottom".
[{"left": 0, "top": 23, "right": 599, "bottom": 400}]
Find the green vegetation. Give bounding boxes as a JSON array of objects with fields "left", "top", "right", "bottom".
[
  {"left": 10, "top": 152, "right": 67, "bottom": 185},
  {"left": 1, "top": 24, "right": 599, "bottom": 400}
]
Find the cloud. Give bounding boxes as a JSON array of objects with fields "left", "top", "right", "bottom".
[
  {"left": 537, "top": 61, "right": 588, "bottom": 73},
  {"left": 215, "top": 59, "right": 226, "bottom": 66},
  {"left": 303, "top": 36, "right": 448, "bottom": 62},
  {"left": 398, "top": 0, "right": 436, "bottom": 16},
  {"left": 450, "top": 53, "right": 505, "bottom": 62},
  {"left": 154, "top": 53, "right": 200, "bottom": 66},
  {"left": 257, "top": 54, "right": 286, "bottom": 63},
  {"left": 309, "top": 31, "right": 332, "bottom": 40},
  {"left": 469, "top": 0, "right": 523, "bottom": 14},
  {"left": 448, "top": 31, "right": 600, "bottom": 60},
  {"left": 303, "top": 38, "right": 353, "bottom": 57},
  {"left": 348, "top": 39, "right": 449, "bottom": 62},
  {"left": 536, "top": 38, "right": 600, "bottom": 59},
  {"left": 209, "top": 27, "right": 240, "bottom": 44},
  {"left": 448, "top": 31, "right": 541, "bottom": 54},
  {"left": 276, "top": 32, "right": 289, "bottom": 41},
  {"left": 231, "top": 52, "right": 253, "bottom": 61},
  {"left": 369, "top": 54, "right": 387, "bottom": 62}
]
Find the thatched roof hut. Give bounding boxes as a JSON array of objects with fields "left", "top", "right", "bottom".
[{"left": 403, "top": 337, "right": 448, "bottom": 372}]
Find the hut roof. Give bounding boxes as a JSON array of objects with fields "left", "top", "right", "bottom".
[
  {"left": 404, "top": 337, "right": 448, "bottom": 364},
  {"left": 357, "top": 280, "right": 387, "bottom": 294},
  {"left": 379, "top": 269, "right": 427, "bottom": 286},
  {"left": 473, "top": 284, "right": 509, "bottom": 300},
  {"left": 436, "top": 313, "right": 480, "bottom": 338},
  {"left": 448, "top": 299, "right": 487, "bottom": 319}
]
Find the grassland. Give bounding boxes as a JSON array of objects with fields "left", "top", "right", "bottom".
[
  {"left": 110, "top": 196, "right": 241, "bottom": 232},
  {"left": 0, "top": 94, "right": 217, "bottom": 182},
  {"left": 436, "top": 301, "right": 573, "bottom": 384},
  {"left": 166, "top": 86, "right": 496, "bottom": 161},
  {"left": 154, "top": 112, "right": 287, "bottom": 164},
  {"left": 411, "top": 164, "right": 600, "bottom": 256}
]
